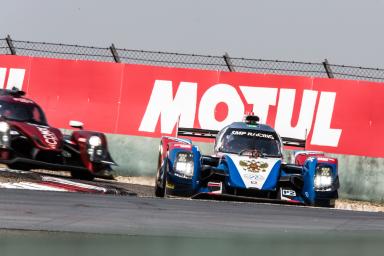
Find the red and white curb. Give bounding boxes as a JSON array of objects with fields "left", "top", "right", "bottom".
[
  {"left": 0, "top": 176, "right": 108, "bottom": 193},
  {"left": 0, "top": 168, "right": 109, "bottom": 193},
  {"left": 0, "top": 181, "right": 69, "bottom": 192},
  {"left": 40, "top": 176, "right": 108, "bottom": 193}
]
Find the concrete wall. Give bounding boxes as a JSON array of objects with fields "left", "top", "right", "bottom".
[
  {"left": 106, "top": 133, "right": 384, "bottom": 203},
  {"left": 328, "top": 154, "right": 384, "bottom": 202}
]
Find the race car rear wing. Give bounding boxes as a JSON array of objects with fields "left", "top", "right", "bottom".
[
  {"left": 281, "top": 137, "right": 306, "bottom": 149},
  {"left": 177, "top": 128, "right": 306, "bottom": 147},
  {"left": 177, "top": 127, "right": 219, "bottom": 139}
]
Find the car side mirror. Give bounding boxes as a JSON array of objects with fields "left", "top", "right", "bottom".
[{"left": 69, "top": 120, "right": 84, "bottom": 130}]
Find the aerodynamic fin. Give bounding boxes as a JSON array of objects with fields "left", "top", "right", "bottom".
[
  {"left": 177, "top": 127, "right": 219, "bottom": 139},
  {"left": 281, "top": 137, "right": 306, "bottom": 148}
]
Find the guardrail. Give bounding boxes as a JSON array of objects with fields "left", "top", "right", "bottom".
[{"left": 1, "top": 35, "right": 384, "bottom": 82}]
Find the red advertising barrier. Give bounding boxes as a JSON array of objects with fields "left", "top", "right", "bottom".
[{"left": 1, "top": 55, "right": 384, "bottom": 157}]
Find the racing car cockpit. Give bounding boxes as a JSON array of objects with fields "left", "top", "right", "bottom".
[
  {"left": 0, "top": 98, "right": 48, "bottom": 125},
  {"left": 214, "top": 127, "right": 282, "bottom": 158}
]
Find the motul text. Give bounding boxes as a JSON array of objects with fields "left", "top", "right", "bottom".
[
  {"left": 0, "top": 67, "right": 25, "bottom": 90},
  {"left": 1, "top": 55, "right": 384, "bottom": 157},
  {"left": 139, "top": 80, "right": 342, "bottom": 147}
]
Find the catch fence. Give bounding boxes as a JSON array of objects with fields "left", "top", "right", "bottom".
[{"left": 1, "top": 35, "right": 384, "bottom": 82}]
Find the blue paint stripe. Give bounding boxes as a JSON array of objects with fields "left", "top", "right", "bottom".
[
  {"left": 225, "top": 155, "right": 246, "bottom": 188},
  {"left": 261, "top": 160, "right": 281, "bottom": 190}
]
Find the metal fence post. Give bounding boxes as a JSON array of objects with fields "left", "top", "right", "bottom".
[
  {"left": 223, "top": 52, "right": 235, "bottom": 72},
  {"left": 6, "top": 35, "right": 16, "bottom": 55},
  {"left": 323, "top": 58, "right": 334, "bottom": 78},
  {"left": 110, "top": 43, "right": 121, "bottom": 63}
]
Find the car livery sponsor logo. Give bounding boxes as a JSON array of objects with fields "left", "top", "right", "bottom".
[
  {"left": 239, "top": 160, "right": 269, "bottom": 173},
  {"left": 317, "top": 157, "right": 336, "bottom": 163},
  {"left": 35, "top": 125, "right": 58, "bottom": 148},
  {"left": 282, "top": 189, "right": 296, "bottom": 197},
  {"left": 173, "top": 143, "right": 192, "bottom": 149},
  {"left": 231, "top": 130, "right": 275, "bottom": 140},
  {"left": 243, "top": 173, "right": 262, "bottom": 185}
]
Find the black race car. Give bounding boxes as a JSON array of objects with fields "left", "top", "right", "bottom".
[{"left": 0, "top": 88, "right": 116, "bottom": 180}]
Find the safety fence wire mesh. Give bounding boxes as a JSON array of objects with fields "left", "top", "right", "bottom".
[
  {"left": 116, "top": 48, "right": 229, "bottom": 71},
  {"left": 229, "top": 57, "right": 329, "bottom": 77},
  {"left": 329, "top": 64, "right": 384, "bottom": 82},
  {"left": 0, "top": 39, "right": 11, "bottom": 55},
  {"left": 10, "top": 39, "right": 115, "bottom": 62},
  {"left": 1, "top": 38, "right": 384, "bottom": 82}
]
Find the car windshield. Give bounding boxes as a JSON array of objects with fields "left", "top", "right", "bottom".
[
  {"left": 0, "top": 99, "right": 48, "bottom": 125},
  {"left": 217, "top": 128, "right": 281, "bottom": 157}
]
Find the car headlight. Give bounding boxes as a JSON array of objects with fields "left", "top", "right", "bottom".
[
  {"left": 314, "top": 165, "right": 333, "bottom": 189},
  {"left": 174, "top": 152, "right": 194, "bottom": 178},
  {"left": 0, "top": 122, "right": 10, "bottom": 133},
  {"left": 88, "top": 136, "right": 102, "bottom": 147}
]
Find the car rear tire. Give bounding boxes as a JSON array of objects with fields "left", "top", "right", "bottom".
[
  {"left": 155, "top": 150, "right": 167, "bottom": 197},
  {"left": 154, "top": 178, "right": 165, "bottom": 197},
  {"left": 93, "top": 166, "right": 116, "bottom": 180},
  {"left": 155, "top": 170, "right": 167, "bottom": 197},
  {"left": 70, "top": 170, "right": 95, "bottom": 181},
  {"left": 315, "top": 199, "right": 335, "bottom": 208},
  {"left": 7, "top": 163, "right": 31, "bottom": 172}
]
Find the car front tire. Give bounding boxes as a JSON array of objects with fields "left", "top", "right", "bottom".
[{"left": 70, "top": 170, "right": 95, "bottom": 181}]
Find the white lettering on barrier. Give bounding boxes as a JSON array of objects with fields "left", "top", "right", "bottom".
[
  {"left": 139, "top": 80, "right": 197, "bottom": 134},
  {"left": 139, "top": 80, "right": 343, "bottom": 147},
  {"left": 311, "top": 92, "right": 342, "bottom": 147},
  {"left": 274, "top": 89, "right": 318, "bottom": 139},
  {"left": 0, "top": 68, "right": 25, "bottom": 90},
  {"left": 198, "top": 84, "right": 244, "bottom": 130},
  {"left": 6, "top": 69, "right": 25, "bottom": 90},
  {"left": 239, "top": 86, "right": 277, "bottom": 124},
  {"left": 0, "top": 68, "right": 6, "bottom": 88}
]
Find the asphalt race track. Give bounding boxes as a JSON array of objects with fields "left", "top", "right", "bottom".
[
  {"left": 1, "top": 168, "right": 384, "bottom": 255},
  {"left": 1, "top": 188, "right": 383, "bottom": 235},
  {"left": 1, "top": 187, "right": 384, "bottom": 256}
]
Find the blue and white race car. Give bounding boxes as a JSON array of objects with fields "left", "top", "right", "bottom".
[{"left": 155, "top": 115, "right": 339, "bottom": 207}]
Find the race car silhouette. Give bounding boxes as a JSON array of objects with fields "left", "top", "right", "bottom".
[
  {"left": 155, "top": 114, "right": 339, "bottom": 207},
  {"left": 0, "top": 88, "right": 116, "bottom": 180}
]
